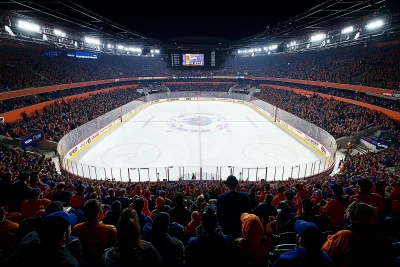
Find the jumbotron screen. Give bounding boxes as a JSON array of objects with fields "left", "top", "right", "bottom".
[{"left": 182, "top": 54, "right": 204, "bottom": 66}]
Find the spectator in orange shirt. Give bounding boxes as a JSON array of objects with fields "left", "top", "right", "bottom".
[
  {"left": 70, "top": 185, "right": 85, "bottom": 210},
  {"left": 0, "top": 206, "right": 19, "bottom": 260},
  {"left": 349, "top": 179, "right": 386, "bottom": 224},
  {"left": 322, "top": 201, "right": 396, "bottom": 267},
  {"left": 311, "top": 189, "right": 323, "bottom": 205},
  {"left": 72, "top": 199, "right": 117, "bottom": 266},
  {"left": 320, "top": 184, "right": 348, "bottom": 230},
  {"left": 233, "top": 213, "right": 273, "bottom": 265},
  {"left": 272, "top": 186, "right": 286, "bottom": 207},
  {"left": 43, "top": 182, "right": 56, "bottom": 200},
  {"left": 20, "top": 188, "right": 51, "bottom": 218},
  {"left": 185, "top": 211, "right": 201, "bottom": 234}
]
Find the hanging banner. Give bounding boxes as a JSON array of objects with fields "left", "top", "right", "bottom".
[{"left": 21, "top": 130, "right": 44, "bottom": 151}]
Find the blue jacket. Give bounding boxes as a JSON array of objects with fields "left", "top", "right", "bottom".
[{"left": 273, "top": 246, "right": 333, "bottom": 267}]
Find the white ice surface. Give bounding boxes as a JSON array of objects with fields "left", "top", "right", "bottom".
[{"left": 71, "top": 101, "right": 326, "bottom": 181}]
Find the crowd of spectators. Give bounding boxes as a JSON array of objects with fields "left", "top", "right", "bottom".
[
  {"left": 220, "top": 44, "right": 400, "bottom": 88},
  {"left": 0, "top": 44, "right": 168, "bottom": 91},
  {"left": 1, "top": 142, "right": 400, "bottom": 266},
  {"left": 0, "top": 82, "right": 138, "bottom": 114},
  {"left": 254, "top": 86, "right": 399, "bottom": 138},
  {"left": 1, "top": 42, "right": 399, "bottom": 92},
  {"left": 0, "top": 89, "right": 141, "bottom": 141},
  {"left": 264, "top": 81, "right": 400, "bottom": 112}
]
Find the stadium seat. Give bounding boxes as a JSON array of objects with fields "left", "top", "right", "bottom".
[{"left": 278, "top": 232, "right": 297, "bottom": 244}]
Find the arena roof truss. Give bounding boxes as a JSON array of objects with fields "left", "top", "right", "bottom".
[
  {"left": 0, "top": 0, "right": 161, "bottom": 54},
  {"left": 233, "top": 0, "right": 400, "bottom": 54}
]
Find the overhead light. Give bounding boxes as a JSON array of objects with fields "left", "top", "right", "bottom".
[
  {"left": 310, "top": 33, "right": 325, "bottom": 42},
  {"left": 84, "top": 36, "right": 101, "bottom": 45},
  {"left": 366, "top": 19, "right": 384, "bottom": 30},
  {"left": 4, "top": 26, "right": 15, "bottom": 36},
  {"left": 54, "top": 29, "right": 66, "bottom": 37},
  {"left": 18, "top": 20, "right": 41, "bottom": 33},
  {"left": 341, "top": 26, "right": 353, "bottom": 34}
]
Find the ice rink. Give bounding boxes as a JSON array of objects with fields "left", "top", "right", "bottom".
[{"left": 71, "top": 101, "right": 326, "bottom": 181}]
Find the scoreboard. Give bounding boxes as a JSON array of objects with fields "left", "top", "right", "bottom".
[
  {"left": 182, "top": 54, "right": 204, "bottom": 66},
  {"left": 169, "top": 49, "right": 222, "bottom": 69}
]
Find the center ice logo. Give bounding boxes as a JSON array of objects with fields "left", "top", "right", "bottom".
[{"left": 167, "top": 113, "right": 231, "bottom": 133}]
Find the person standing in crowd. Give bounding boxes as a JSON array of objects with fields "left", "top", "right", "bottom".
[
  {"left": 319, "top": 184, "right": 348, "bottom": 230},
  {"left": 217, "top": 175, "right": 251, "bottom": 239},
  {"left": 273, "top": 220, "right": 333, "bottom": 267}
]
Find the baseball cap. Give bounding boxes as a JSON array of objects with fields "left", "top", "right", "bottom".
[
  {"left": 294, "top": 220, "right": 323, "bottom": 247},
  {"left": 40, "top": 211, "right": 78, "bottom": 233},
  {"left": 27, "top": 188, "right": 41, "bottom": 199},
  {"left": 344, "top": 187, "right": 355, "bottom": 196}
]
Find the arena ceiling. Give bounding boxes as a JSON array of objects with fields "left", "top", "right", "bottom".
[
  {"left": 0, "top": 0, "right": 399, "bottom": 51},
  {"left": 233, "top": 0, "right": 399, "bottom": 48},
  {"left": 0, "top": 0, "right": 161, "bottom": 46}
]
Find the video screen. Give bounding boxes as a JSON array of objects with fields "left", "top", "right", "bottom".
[{"left": 182, "top": 54, "right": 204, "bottom": 66}]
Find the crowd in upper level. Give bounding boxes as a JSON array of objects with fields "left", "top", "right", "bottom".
[
  {"left": 0, "top": 89, "right": 141, "bottom": 141},
  {"left": 0, "top": 42, "right": 399, "bottom": 92},
  {"left": 262, "top": 81, "right": 400, "bottom": 112}
]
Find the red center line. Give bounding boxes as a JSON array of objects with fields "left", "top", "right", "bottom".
[{"left": 197, "top": 98, "right": 203, "bottom": 176}]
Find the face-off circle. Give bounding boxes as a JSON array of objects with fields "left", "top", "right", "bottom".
[{"left": 167, "top": 113, "right": 231, "bottom": 133}]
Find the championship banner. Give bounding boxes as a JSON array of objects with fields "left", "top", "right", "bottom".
[{"left": 22, "top": 130, "right": 44, "bottom": 151}]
